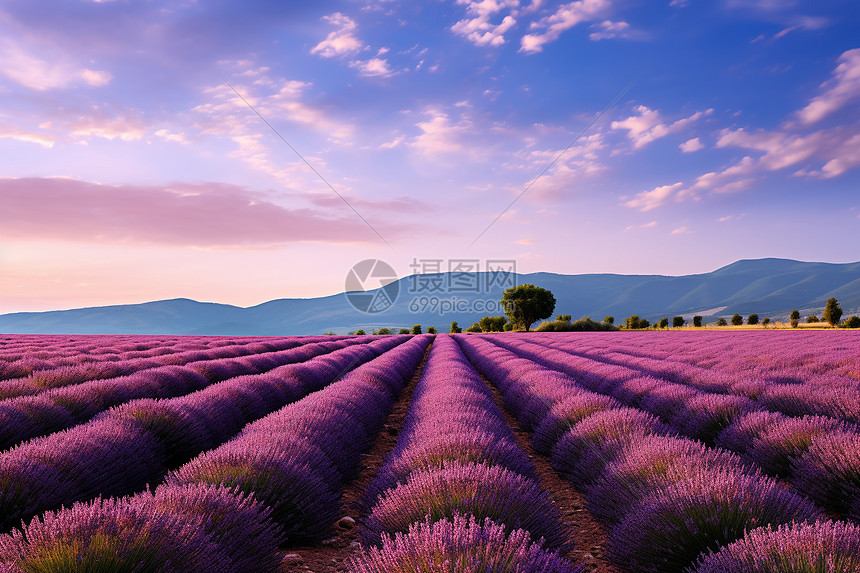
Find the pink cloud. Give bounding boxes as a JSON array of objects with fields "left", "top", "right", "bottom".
[
  {"left": 0, "top": 178, "right": 402, "bottom": 247},
  {"left": 796, "top": 48, "right": 860, "bottom": 125},
  {"left": 612, "top": 105, "right": 712, "bottom": 149},
  {"left": 451, "top": 0, "right": 519, "bottom": 48},
  {"left": 520, "top": 0, "right": 611, "bottom": 53}
]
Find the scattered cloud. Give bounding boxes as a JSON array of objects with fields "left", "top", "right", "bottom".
[
  {"left": 796, "top": 48, "right": 860, "bottom": 125},
  {"left": 624, "top": 220, "right": 658, "bottom": 231},
  {"left": 350, "top": 57, "right": 395, "bottom": 77},
  {"left": 311, "top": 13, "right": 363, "bottom": 58},
  {"left": 624, "top": 182, "right": 684, "bottom": 211},
  {"left": 671, "top": 226, "right": 690, "bottom": 235},
  {"left": 589, "top": 20, "right": 632, "bottom": 41},
  {"left": 520, "top": 0, "right": 611, "bottom": 53},
  {"left": 612, "top": 105, "right": 713, "bottom": 149},
  {"left": 0, "top": 39, "right": 112, "bottom": 91},
  {"left": 679, "top": 137, "right": 704, "bottom": 153},
  {"left": 0, "top": 177, "right": 398, "bottom": 247},
  {"left": 451, "top": 0, "right": 519, "bottom": 47}
]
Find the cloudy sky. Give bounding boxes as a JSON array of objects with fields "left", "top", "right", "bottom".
[{"left": 1, "top": 0, "right": 858, "bottom": 313}]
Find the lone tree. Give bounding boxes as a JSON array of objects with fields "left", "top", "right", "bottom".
[
  {"left": 762, "top": 317, "right": 771, "bottom": 326},
  {"left": 693, "top": 316, "right": 703, "bottom": 327},
  {"left": 450, "top": 321, "right": 462, "bottom": 334},
  {"left": 501, "top": 284, "right": 556, "bottom": 331},
  {"left": 790, "top": 309, "right": 800, "bottom": 328},
  {"left": 658, "top": 318, "right": 669, "bottom": 329},
  {"left": 731, "top": 313, "right": 743, "bottom": 326},
  {"left": 427, "top": 326, "right": 438, "bottom": 334},
  {"left": 823, "top": 297, "right": 843, "bottom": 326},
  {"left": 411, "top": 324, "right": 422, "bottom": 334},
  {"left": 673, "top": 316, "right": 685, "bottom": 328},
  {"left": 747, "top": 313, "right": 759, "bottom": 325}
]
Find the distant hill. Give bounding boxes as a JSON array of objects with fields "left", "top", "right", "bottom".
[{"left": 1, "top": 258, "right": 859, "bottom": 335}]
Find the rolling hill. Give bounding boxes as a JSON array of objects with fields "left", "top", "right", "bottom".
[{"left": 1, "top": 258, "right": 859, "bottom": 335}]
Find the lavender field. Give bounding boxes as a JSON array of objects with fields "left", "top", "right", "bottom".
[{"left": 0, "top": 331, "right": 859, "bottom": 572}]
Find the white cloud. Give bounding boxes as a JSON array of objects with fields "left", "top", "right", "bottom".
[
  {"left": 410, "top": 109, "right": 469, "bottom": 155},
  {"left": 350, "top": 57, "right": 394, "bottom": 78},
  {"left": 451, "top": 0, "right": 519, "bottom": 47},
  {"left": 624, "top": 220, "right": 658, "bottom": 231},
  {"left": 0, "top": 39, "right": 111, "bottom": 91},
  {"left": 520, "top": 0, "right": 610, "bottom": 53},
  {"left": 611, "top": 105, "right": 712, "bottom": 149},
  {"left": 311, "top": 13, "right": 363, "bottom": 58},
  {"left": 679, "top": 137, "right": 704, "bottom": 153},
  {"left": 671, "top": 226, "right": 690, "bottom": 235},
  {"left": 796, "top": 48, "right": 860, "bottom": 125},
  {"left": 624, "top": 182, "right": 683, "bottom": 211},
  {"left": 589, "top": 20, "right": 631, "bottom": 40}
]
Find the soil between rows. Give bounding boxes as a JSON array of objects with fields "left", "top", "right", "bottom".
[
  {"left": 276, "top": 340, "right": 621, "bottom": 572},
  {"left": 476, "top": 371, "right": 624, "bottom": 573},
  {"left": 276, "top": 341, "right": 432, "bottom": 572}
]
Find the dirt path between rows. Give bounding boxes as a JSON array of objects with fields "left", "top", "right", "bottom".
[
  {"left": 477, "top": 372, "right": 625, "bottom": 573},
  {"left": 276, "top": 341, "right": 432, "bottom": 572}
]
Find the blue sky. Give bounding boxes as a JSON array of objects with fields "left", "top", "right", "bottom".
[{"left": 1, "top": 0, "right": 858, "bottom": 312}]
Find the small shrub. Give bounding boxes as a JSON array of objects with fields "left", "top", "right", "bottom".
[
  {"left": 658, "top": 318, "right": 669, "bottom": 329},
  {"left": 761, "top": 317, "right": 770, "bottom": 326},
  {"left": 426, "top": 327, "right": 437, "bottom": 334},
  {"left": 806, "top": 315, "right": 819, "bottom": 323},
  {"left": 354, "top": 329, "right": 366, "bottom": 335},
  {"left": 411, "top": 325, "right": 422, "bottom": 335},
  {"left": 639, "top": 319, "right": 651, "bottom": 329},
  {"left": 717, "top": 318, "right": 728, "bottom": 326},
  {"left": 842, "top": 316, "right": 860, "bottom": 329},
  {"left": 604, "top": 316, "right": 615, "bottom": 325},
  {"left": 449, "top": 321, "right": 462, "bottom": 333}
]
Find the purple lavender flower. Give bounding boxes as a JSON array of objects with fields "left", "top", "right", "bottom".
[
  {"left": 608, "top": 470, "right": 822, "bottom": 573},
  {"left": 550, "top": 407, "right": 671, "bottom": 487},
  {"left": 349, "top": 514, "right": 584, "bottom": 573},
  {"left": 692, "top": 520, "right": 860, "bottom": 573},
  {"left": 362, "top": 461, "right": 569, "bottom": 550},
  {"left": 790, "top": 430, "right": 860, "bottom": 517},
  {"left": 585, "top": 435, "right": 755, "bottom": 525}
]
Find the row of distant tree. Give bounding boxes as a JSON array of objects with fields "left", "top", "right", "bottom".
[
  {"left": 621, "top": 298, "right": 859, "bottom": 329},
  {"left": 340, "top": 291, "right": 860, "bottom": 335}
]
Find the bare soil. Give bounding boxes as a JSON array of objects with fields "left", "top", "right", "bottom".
[
  {"left": 477, "top": 372, "right": 624, "bottom": 573},
  {"left": 276, "top": 340, "right": 621, "bottom": 572},
  {"left": 276, "top": 342, "right": 432, "bottom": 572}
]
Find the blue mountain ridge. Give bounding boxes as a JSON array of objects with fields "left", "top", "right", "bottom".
[{"left": 1, "top": 258, "right": 859, "bottom": 335}]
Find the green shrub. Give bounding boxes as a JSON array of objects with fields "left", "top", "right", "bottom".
[
  {"left": 398, "top": 328, "right": 411, "bottom": 334},
  {"left": 354, "top": 329, "right": 366, "bottom": 335},
  {"left": 807, "top": 315, "right": 819, "bottom": 324},
  {"left": 604, "top": 316, "right": 615, "bottom": 325},
  {"left": 427, "top": 327, "right": 437, "bottom": 334},
  {"left": 717, "top": 318, "right": 728, "bottom": 326},
  {"left": 762, "top": 317, "right": 770, "bottom": 326},
  {"left": 731, "top": 314, "right": 743, "bottom": 326},
  {"left": 449, "top": 321, "right": 462, "bottom": 334},
  {"left": 693, "top": 316, "right": 703, "bottom": 327},
  {"left": 658, "top": 318, "right": 669, "bottom": 329},
  {"left": 747, "top": 314, "right": 759, "bottom": 325},
  {"left": 823, "top": 297, "right": 843, "bottom": 326},
  {"left": 842, "top": 316, "right": 860, "bottom": 329},
  {"left": 672, "top": 316, "right": 685, "bottom": 328},
  {"left": 639, "top": 319, "right": 651, "bottom": 329}
]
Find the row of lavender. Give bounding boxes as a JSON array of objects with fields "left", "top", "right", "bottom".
[
  {"left": 541, "top": 331, "right": 860, "bottom": 394},
  {"left": 0, "top": 337, "right": 379, "bottom": 450},
  {"left": 494, "top": 334, "right": 860, "bottom": 522},
  {"left": 0, "top": 334, "right": 329, "bottom": 379},
  {"left": 0, "top": 336, "right": 406, "bottom": 533},
  {"left": 0, "top": 336, "right": 346, "bottom": 400},
  {"left": 0, "top": 335, "right": 429, "bottom": 571},
  {"left": 457, "top": 334, "right": 860, "bottom": 573},
  {"left": 350, "top": 335, "right": 582, "bottom": 572}
]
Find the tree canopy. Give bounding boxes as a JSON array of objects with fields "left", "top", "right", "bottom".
[{"left": 501, "top": 284, "right": 556, "bottom": 331}]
